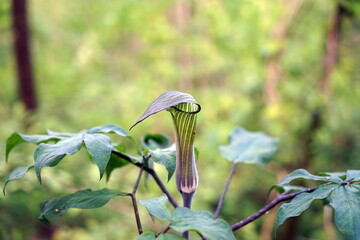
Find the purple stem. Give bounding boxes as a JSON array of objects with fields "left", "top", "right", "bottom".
[{"left": 214, "top": 163, "right": 238, "bottom": 219}]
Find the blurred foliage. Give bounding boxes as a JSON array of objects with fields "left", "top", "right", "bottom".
[{"left": 1, "top": 0, "right": 360, "bottom": 239}]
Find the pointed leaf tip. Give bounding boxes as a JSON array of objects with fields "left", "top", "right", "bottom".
[
  {"left": 130, "top": 91, "right": 200, "bottom": 130},
  {"left": 6, "top": 132, "right": 63, "bottom": 162},
  {"left": 83, "top": 134, "right": 113, "bottom": 180},
  {"left": 3, "top": 164, "right": 34, "bottom": 195}
]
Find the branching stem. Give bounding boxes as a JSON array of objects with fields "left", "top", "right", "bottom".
[
  {"left": 231, "top": 186, "right": 318, "bottom": 231},
  {"left": 127, "top": 166, "right": 144, "bottom": 235},
  {"left": 214, "top": 162, "right": 238, "bottom": 219},
  {"left": 112, "top": 150, "right": 179, "bottom": 208}
]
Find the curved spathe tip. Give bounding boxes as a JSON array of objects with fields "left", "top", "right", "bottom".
[{"left": 130, "top": 91, "right": 201, "bottom": 130}]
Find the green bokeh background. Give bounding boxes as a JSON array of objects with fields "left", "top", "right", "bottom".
[{"left": 1, "top": 0, "right": 360, "bottom": 239}]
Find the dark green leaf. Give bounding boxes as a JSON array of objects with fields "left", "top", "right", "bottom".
[
  {"left": 139, "top": 194, "right": 171, "bottom": 222},
  {"left": 150, "top": 145, "right": 176, "bottom": 181},
  {"left": 130, "top": 91, "right": 200, "bottom": 130},
  {"left": 34, "top": 137, "right": 83, "bottom": 183},
  {"left": 105, "top": 146, "right": 130, "bottom": 182},
  {"left": 275, "top": 184, "right": 337, "bottom": 231},
  {"left": 219, "top": 126, "right": 279, "bottom": 165},
  {"left": 6, "top": 132, "right": 62, "bottom": 162},
  {"left": 279, "top": 169, "right": 343, "bottom": 185},
  {"left": 39, "top": 188, "right": 126, "bottom": 222},
  {"left": 83, "top": 134, "right": 113, "bottom": 179},
  {"left": 329, "top": 185, "right": 360, "bottom": 239},
  {"left": 87, "top": 124, "right": 128, "bottom": 137},
  {"left": 3, "top": 164, "right": 34, "bottom": 195},
  {"left": 141, "top": 133, "right": 171, "bottom": 150},
  {"left": 346, "top": 170, "right": 360, "bottom": 181},
  {"left": 170, "top": 207, "right": 236, "bottom": 240}
]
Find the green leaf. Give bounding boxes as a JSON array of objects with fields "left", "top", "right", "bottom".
[
  {"left": 275, "top": 184, "right": 337, "bottom": 231},
  {"left": 39, "top": 188, "right": 126, "bottom": 222},
  {"left": 268, "top": 185, "right": 306, "bottom": 195},
  {"left": 139, "top": 194, "right": 171, "bottom": 222},
  {"left": 170, "top": 207, "right": 236, "bottom": 240},
  {"left": 150, "top": 145, "right": 176, "bottom": 181},
  {"left": 87, "top": 124, "right": 128, "bottom": 137},
  {"left": 346, "top": 170, "right": 360, "bottom": 181},
  {"left": 318, "top": 171, "right": 346, "bottom": 179},
  {"left": 83, "top": 134, "right": 113, "bottom": 179},
  {"left": 46, "top": 129, "right": 84, "bottom": 137},
  {"left": 105, "top": 145, "right": 129, "bottom": 182},
  {"left": 279, "top": 169, "right": 343, "bottom": 185},
  {"left": 136, "top": 232, "right": 156, "bottom": 240},
  {"left": 141, "top": 133, "right": 171, "bottom": 150},
  {"left": 34, "top": 137, "right": 83, "bottom": 183},
  {"left": 219, "top": 126, "right": 279, "bottom": 165},
  {"left": 329, "top": 185, "right": 360, "bottom": 239},
  {"left": 3, "top": 164, "right": 34, "bottom": 195},
  {"left": 6, "top": 132, "right": 62, "bottom": 162},
  {"left": 130, "top": 91, "right": 200, "bottom": 130}
]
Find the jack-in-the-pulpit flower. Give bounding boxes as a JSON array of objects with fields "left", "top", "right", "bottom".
[{"left": 130, "top": 91, "right": 201, "bottom": 207}]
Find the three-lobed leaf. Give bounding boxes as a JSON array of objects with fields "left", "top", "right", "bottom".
[
  {"left": 219, "top": 126, "right": 279, "bottom": 165},
  {"left": 5, "top": 124, "right": 130, "bottom": 186}
]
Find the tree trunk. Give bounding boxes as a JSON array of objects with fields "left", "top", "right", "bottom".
[{"left": 12, "top": 0, "right": 37, "bottom": 111}]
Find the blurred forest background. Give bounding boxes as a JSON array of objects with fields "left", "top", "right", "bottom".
[{"left": 1, "top": 0, "right": 360, "bottom": 239}]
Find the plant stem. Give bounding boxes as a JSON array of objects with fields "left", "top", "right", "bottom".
[
  {"left": 149, "top": 169, "right": 179, "bottom": 208},
  {"left": 182, "top": 192, "right": 194, "bottom": 209},
  {"left": 112, "top": 150, "right": 179, "bottom": 208},
  {"left": 181, "top": 191, "right": 194, "bottom": 239},
  {"left": 127, "top": 166, "right": 144, "bottom": 235},
  {"left": 231, "top": 186, "right": 317, "bottom": 231},
  {"left": 181, "top": 191, "right": 195, "bottom": 239},
  {"left": 214, "top": 163, "right": 238, "bottom": 219}
]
